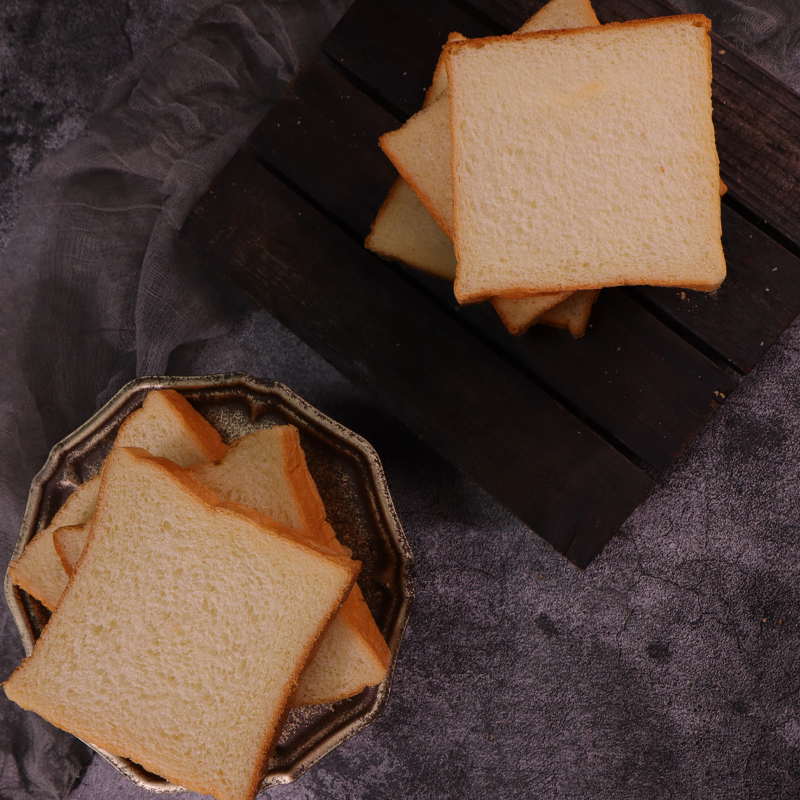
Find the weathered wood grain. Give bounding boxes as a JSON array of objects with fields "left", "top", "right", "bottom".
[{"left": 182, "top": 151, "right": 655, "bottom": 566}]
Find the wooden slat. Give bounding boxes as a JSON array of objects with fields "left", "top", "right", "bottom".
[
  {"left": 322, "top": 0, "right": 494, "bottom": 117},
  {"left": 634, "top": 203, "right": 800, "bottom": 373},
  {"left": 182, "top": 151, "right": 655, "bottom": 567},
  {"left": 247, "top": 56, "right": 738, "bottom": 474}
]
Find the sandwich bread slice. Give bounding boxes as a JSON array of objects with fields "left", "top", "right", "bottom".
[
  {"left": 8, "top": 389, "right": 227, "bottom": 610},
  {"left": 446, "top": 15, "right": 726, "bottom": 302},
  {"left": 376, "top": 0, "right": 600, "bottom": 334},
  {"left": 5, "top": 446, "right": 360, "bottom": 800}
]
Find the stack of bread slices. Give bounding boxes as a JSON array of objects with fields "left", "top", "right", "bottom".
[
  {"left": 5, "top": 390, "right": 390, "bottom": 800},
  {"left": 367, "top": 0, "right": 726, "bottom": 338}
]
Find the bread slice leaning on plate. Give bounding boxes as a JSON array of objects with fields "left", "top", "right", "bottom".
[{"left": 5, "top": 447, "right": 360, "bottom": 800}]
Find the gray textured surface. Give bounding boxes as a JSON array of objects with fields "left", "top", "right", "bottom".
[{"left": 2, "top": 1, "right": 800, "bottom": 799}]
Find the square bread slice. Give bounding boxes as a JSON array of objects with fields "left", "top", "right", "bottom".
[
  {"left": 8, "top": 389, "right": 227, "bottom": 610},
  {"left": 446, "top": 15, "right": 726, "bottom": 303},
  {"left": 4, "top": 447, "right": 359, "bottom": 800}
]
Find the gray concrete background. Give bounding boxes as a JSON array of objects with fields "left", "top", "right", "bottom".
[{"left": 2, "top": 1, "right": 800, "bottom": 798}]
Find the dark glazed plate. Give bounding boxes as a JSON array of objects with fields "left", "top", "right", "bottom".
[{"left": 4, "top": 373, "right": 414, "bottom": 792}]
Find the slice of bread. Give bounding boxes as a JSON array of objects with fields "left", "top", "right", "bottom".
[
  {"left": 114, "top": 389, "right": 227, "bottom": 467},
  {"left": 190, "top": 426, "right": 391, "bottom": 706},
  {"left": 4, "top": 447, "right": 360, "bottom": 800},
  {"left": 9, "top": 390, "right": 227, "bottom": 610},
  {"left": 491, "top": 291, "right": 572, "bottom": 336},
  {"left": 446, "top": 16, "right": 726, "bottom": 302},
  {"left": 365, "top": 31, "right": 462, "bottom": 281},
  {"left": 8, "top": 477, "right": 100, "bottom": 610},
  {"left": 364, "top": 177, "right": 457, "bottom": 280}
]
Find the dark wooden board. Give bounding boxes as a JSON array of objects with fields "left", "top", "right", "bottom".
[
  {"left": 183, "top": 151, "right": 655, "bottom": 567},
  {"left": 248, "top": 56, "right": 737, "bottom": 474},
  {"left": 323, "top": 0, "right": 495, "bottom": 118}
]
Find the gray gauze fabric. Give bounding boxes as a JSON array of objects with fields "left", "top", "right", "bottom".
[{"left": 0, "top": 0, "right": 348, "bottom": 797}]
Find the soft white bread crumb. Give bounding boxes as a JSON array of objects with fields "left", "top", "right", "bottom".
[
  {"left": 447, "top": 15, "right": 726, "bottom": 302},
  {"left": 4, "top": 447, "right": 359, "bottom": 800}
]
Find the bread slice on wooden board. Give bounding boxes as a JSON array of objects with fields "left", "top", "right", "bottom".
[
  {"left": 190, "top": 426, "right": 391, "bottom": 706},
  {"left": 364, "top": 177, "right": 457, "bottom": 280},
  {"left": 9, "top": 390, "right": 226, "bottom": 610},
  {"left": 539, "top": 289, "right": 601, "bottom": 337},
  {"left": 379, "top": 0, "right": 599, "bottom": 241},
  {"left": 4, "top": 447, "right": 360, "bottom": 800},
  {"left": 8, "top": 477, "right": 100, "bottom": 610},
  {"left": 446, "top": 15, "right": 726, "bottom": 303},
  {"left": 365, "top": 31, "right": 463, "bottom": 281}
]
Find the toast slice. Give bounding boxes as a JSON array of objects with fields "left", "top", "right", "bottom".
[
  {"left": 5, "top": 447, "right": 359, "bottom": 800},
  {"left": 365, "top": 31, "right": 463, "bottom": 281},
  {"left": 446, "top": 15, "right": 726, "bottom": 302},
  {"left": 9, "top": 390, "right": 227, "bottom": 610},
  {"left": 53, "top": 426, "right": 392, "bottom": 706}
]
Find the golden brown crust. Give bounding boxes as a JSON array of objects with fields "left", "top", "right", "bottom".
[
  {"left": 279, "top": 426, "right": 332, "bottom": 544},
  {"left": 445, "top": 14, "right": 711, "bottom": 57},
  {"left": 719, "top": 179, "right": 728, "bottom": 197}
]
